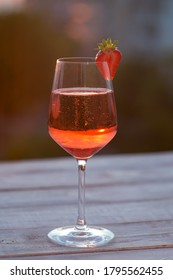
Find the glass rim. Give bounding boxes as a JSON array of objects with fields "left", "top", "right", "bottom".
[
  {"left": 57, "top": 57, "right": 94, "bottom": 63},
  {"left": 56, "top": 57, "right": 108, "bottom": 65}
]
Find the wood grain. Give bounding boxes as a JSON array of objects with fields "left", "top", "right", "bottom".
[{"left": 0, "top": 152, "right": 173, "bottom": 259}]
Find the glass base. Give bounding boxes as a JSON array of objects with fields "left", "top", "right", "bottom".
[{"left": 48, "top": 225, "right": 114, "bottom": 248}]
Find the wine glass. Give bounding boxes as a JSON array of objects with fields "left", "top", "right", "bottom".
[{"left": 48, "top": 57, "right": 117, "bottom": 247}]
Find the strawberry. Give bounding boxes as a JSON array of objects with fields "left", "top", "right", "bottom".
[{"left": 95, "top": 38, "right": 122, "bottom": 80}]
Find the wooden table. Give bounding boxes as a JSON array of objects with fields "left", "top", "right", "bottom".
[{"left": 0, "top": 152, "right": 173, "bottom": 260}]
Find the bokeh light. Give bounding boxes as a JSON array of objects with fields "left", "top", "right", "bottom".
[{"left": 0, "top": 0, "right": 173, "bottom": 160}]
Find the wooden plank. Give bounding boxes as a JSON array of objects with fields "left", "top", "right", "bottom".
[
  {"left": 1, "top": 185, "right": 173, "bottom": 226},
  {"left": 0, "top": 152, "right": 173, "bottom": 190},
  {"left": 1, "top": 221, "right": 173, "bottom": 258},
  {"left": 4, "top": 248, "right": 173, "bottom": 260},
  {"left": 1, "top": 199, "right": 173, "bottom": 257}
]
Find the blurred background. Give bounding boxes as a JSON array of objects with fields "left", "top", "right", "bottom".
[{"left": 0, "top": 0, "right": 173, "bottom": 160}]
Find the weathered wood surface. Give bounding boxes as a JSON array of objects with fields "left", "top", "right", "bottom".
[{"left": 0, "top": 152, "right": 173, "bottom": 259}]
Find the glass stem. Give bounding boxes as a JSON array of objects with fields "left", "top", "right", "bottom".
[{"left": 76, "top": 159, "right": 87, "bottom": 230}]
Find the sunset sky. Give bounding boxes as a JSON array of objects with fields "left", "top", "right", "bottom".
[{"left": 0, "top": 0, "right": 24, "bottom": 9}]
